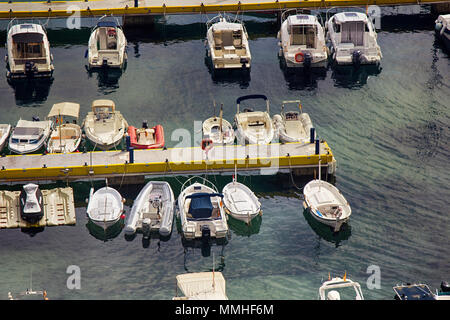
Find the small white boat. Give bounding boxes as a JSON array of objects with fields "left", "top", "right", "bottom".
[
  {"left": 0, "top": 124, "right": 12, "bottom": 152},
  {"left": 273, "top": 100, "right": 314, "bottom": 143},
  {"left": 205, "top": 13, "right": 251, "bottom": 70},
  {"left": 82, "top": 99, "right": 128, "bottom": 150},
  {"left": 19, "top": 183, "right": 44, "bottom": 224},
  {"left": 319, "top": 274, "right": 364, "bottom": 300},
  {"left": 46, "top": 102, "right": 82, "bottom": 154},
  {"left": 86, "top": 184, "right": 124, "bottom": 230},
  {"left": 173, "top": 272, "right": 228, "bottom": 300},
  {"left": 303, "top": 161, "right": 351, "bottom": 232},
  {"left": 325, "top": 11, "right": 382, "bottom": 66},
  {"left": 435, "top": 14, "right": 450, "bottom": 51},
  {"left": 177, "top": 176, "right": 228, "bottom": 241},
  {"left": 234, "top": 94, "right": 274, "bottom": 145},
  {"left": 124, "top": 181, "right": 175, "bottom": 237},
  {"left": 87, "top": 17, "right": 127, "bottom": 69},
  {"left": 8, "top": 118, "right": 53, "bottom": 154},
  {"left": 277, "top": 10, "right": 328, "bottom": 68},
  {"left": 202, "top": 103, "right": 235, "bottom": 145},
  {"left": 5, "top": 21, "right": 54, "bottom": 79}
]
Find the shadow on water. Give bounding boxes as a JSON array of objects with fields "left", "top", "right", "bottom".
[
  {"left": 204, "top": 55, "right": 251, "bottom": 88},
  {"left": 331, "top": 64, "right": 382, "bottom": 89},
  {"left": 182, "top": 237, "right": 227, "bottom": 272},
  {"left": 7, "top": 78, "right": 54, "bottom": 106},
  {"left": 85, "top": 65, "right": 125, "bottom": 91},
  {"left": 278, "top": 57, "right": 328, "bottom": 90},
  {"left": 227, "top": 214, "right": 262, "bottom": 237},
  {"left": 86, "top": 219, "right": 124, "bottom": 242}
]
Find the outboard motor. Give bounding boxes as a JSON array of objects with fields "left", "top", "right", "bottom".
[
  {"left": 24, "top": 61, "right": 36, "bottom": 77},
  {"left": 240, "top": 58, "right": 248, "bottom": 69},
  {"left": 19, "top": 183, "right": 44, "bottom": 224},
  {"left": 142, "top": 120, "right": 148, "bottom": 129},
  {"left": 441, "top": 281, "right": 450, "bottom": 293},
  {"left": 352, "top": 50, "right": 362, "bottom": 68},
  {"left": 201, "top": 225, "right": 211, "bottom": 246},
  {"left": 32, "top": 116, "right": 40, "bottom": 122},
  {"left": 102, "top": 58, "right": 108, "bottom": 68},
  {"left": 303, "top": 52, "right": 312, "bottom": 69}
]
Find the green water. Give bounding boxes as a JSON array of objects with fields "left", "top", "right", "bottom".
[{"left": 0, "top": 7, "right": 449, "bottom": 300}]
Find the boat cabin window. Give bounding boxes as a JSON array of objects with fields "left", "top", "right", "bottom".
[
  {"left": 289, "top": 25, "right": 317, "bottom": 48},
  {"left": 340, "top": 21, "right": 364, "bottom": 46},
  {"left": 94, "top": 107, "right": 111, "bottom": 120}
]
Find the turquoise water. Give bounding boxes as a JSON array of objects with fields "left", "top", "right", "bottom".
[{"left": 0, "top": 7, "right": 449, "bottom": 300}]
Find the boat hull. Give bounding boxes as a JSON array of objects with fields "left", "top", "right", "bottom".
[{"left": 128, "top": 125, "right": 165, "bottom": 149}]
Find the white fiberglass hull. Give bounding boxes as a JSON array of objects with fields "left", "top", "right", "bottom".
[
  {"left": 222, "top": 181, "right": 260, "bottom": 224},
  {"left": 87, "top": 187, "right": 123, "bottom": 230}
]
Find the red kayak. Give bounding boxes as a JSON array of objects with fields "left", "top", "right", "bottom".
[{"left": 128, "top": 124, "right": 165, "bottom": 149}]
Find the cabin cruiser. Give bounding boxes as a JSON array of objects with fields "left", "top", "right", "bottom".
[
  {"left": 325, "top": 11, "right": 382, "bottom": 66},
  {"left": 205, "top": 14, "right": 251, "bottom": 70},
  {"left": 19, "top": 183, "right": 44, "bottom": 224},
  {"left": 202, "top": 103, "right": 235, "bottom": 145},
  {"left": 86, "top": 185, "right": 124, "bottom": 230},
  {"left": 278, "top": 10, "right": 327, "bottom": 68},
  {"left": 319, "top": 274, "right": 364, "bottom": 300},
  {"left": 82, "top": 99, "right": 128, "bottom": 150},
  {"left": 0, "top": 124, "right": 12, "bottom": 152},
  {"left": 8, "top": 118, "right": 52, "bottom": 154},
  {"left": 46, "top": 102, "right": 82, "bottom": 153},
  {"left": 435, "top": 14, "right": 450, "bottom": 51},
  {"left": 87, "top": 17, "right": 127, "bottom": 69},
  {"left": 5, "top": 21, "right": 54, "bottom": 79},
  {"left": 127, "top": 121, "right": 165, "bottom": 149},
  {"left": 272, "top": 100, "right": 314, "bottom": 143},
  {"left": 234, "top": 94, "right": 274, "bottom": 145}
]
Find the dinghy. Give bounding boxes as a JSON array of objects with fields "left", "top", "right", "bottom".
[
  {"left": 86, "top": 184, "right": 124, "bottom": 230},
  {"left": 82, "top": 99, "right": 128, "bottom": 150},
  {"left": 319, "top": 273, "right": 364, "bottom": 300},
  {"left": 173, "top": 272, "right": 228, "bottom": 300},
  {"left": 177, "top": 176, "right": 228, "bottom": 241},
  {"left": 46, "top": 102, "right": 82, "bottom": 153},
  {"left": 127, "top": 121, "right": 165, "bottom": 149},
  {"left": 205, "top": 13, "right": 251, "bottom": 70},
  {"left": 124, "top": 181, "right": 175, "bottom": 237},
  {"left": 234, "top": 94, "right": 274, "bottom": 145},
  {"left": 5, "top": 21, "right": 54, "bottom": 79},
  {"left": 202, "top": 103, "right": 235, "bottom": 145},
  {"left": 277, "top": 10, "right": 328, "bottom": 68},
  {"left": 8, "top": 118, "right": 52, "bottom": 154},
  {"left": 272, "top": 100, "right": 314, "bottom": 143},
  {"left": 435, "top": 15, "right": 450, "bottom": 51},
  {"left": 87, "top": 17, "right": 127, "bottom": 69},
  {"left": 19, "top": 183, "right": 44, "bottom": 224},
  {"left": 0, "top": 124, "right": 12, "bottom": 152}
]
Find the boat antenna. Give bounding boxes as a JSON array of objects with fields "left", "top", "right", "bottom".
[
  {"left": 318, "top": 157, "right": 321, "bottom": 191},
  {"left": 213, "top": 100, "right": 216, "bottom": 117}
]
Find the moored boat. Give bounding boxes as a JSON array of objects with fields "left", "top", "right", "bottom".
[
  {"left": 272, "top": 100, "right": 314, "bottom": 143},
  {"left": 435, "top": 14, "right": 450, "bottom": 51},
  {"left": 86, "top": 184, "right": 124, "bottom": 230},
  {"left": 319, "top": 273, "right": 364, "bottom": 300},
  {"left": 202, "top": 103, "right": 235, "bottom": 145},
  {"left": 127, "top": 121, "right": 164, "bottom": 149},
  {"left": 173, "top": 272, "right": 228, "bottom": 300},
  {"left": 8, "top": 118, "right": 52, "bottom": 154},
  {"left": 19, "top": 183, "right": 44, "bottom": 224},
  {"left": 0, "top": 124, "right": 12, "bottom": 152}
]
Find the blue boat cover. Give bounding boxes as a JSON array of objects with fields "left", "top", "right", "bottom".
[
  {"left": 236, "top": 94, "right": 268, "bottom": 104},
  {"left": 97, "top": 21, "right": 117, "bottom": 28},
  {"left": 187, "top": 193, "right": 223, "bottom": 219},
  {"left": 393, "top": 285, "right": 436, "bottom": 300}
]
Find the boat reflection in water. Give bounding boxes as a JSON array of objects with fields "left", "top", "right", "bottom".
[
  {"left": 124, "top": 225, "right": 173, "bottom": 249},
  {"left": 278, "top": 58, "right": 327, "bottom": 90},
  {"left": 182, "top": 238, "right": 227, "bottom": 272},
  {"left": 7, "top": 77, "right": 53, "bottom": 106},
  {"left": 86, "top": 218, "right": 124, "bottom": 242},
  {"left": 227, "top": 214, "right": 262, "bottom": 237},
  {"left": 204, "top": 57, "right": 251, "bottom": 88},
  {"left": 302, "top": 208, "right": 351, "bottom": 247},
  {"left": 86, "top": 65, "right": 125, "bottom": 90},
  {"left": 331, "top": 64, "right": 382, "bottom": 89}
]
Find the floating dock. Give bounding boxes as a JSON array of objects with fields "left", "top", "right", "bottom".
[
  {"left": 0, "top": 141, "right": 336, "bottom": 183},
  {"left": 0, "top": 187, "right": 76, "bottom": 229}
]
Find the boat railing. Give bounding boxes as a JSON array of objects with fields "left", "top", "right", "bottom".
[
  {"left": 180, "top": 175, "right": 219, "bottom": 193},
  {"left": 7, "top": 18, "right": 48, "bottom": 34},
  {"left": 236, "top": 94, "right": 269, "bottom": 114},
  {"left": 206, "top": 12, "right": 244, "bottom": 30},
  {"left": 325, "top": 6, "right": 368, "bottom": 26}
]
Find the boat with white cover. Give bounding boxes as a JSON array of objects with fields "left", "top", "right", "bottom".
[
  {"left": 202, "top": 103, "right": 235, "bottom": 145},
  {"left": 8, "top": 118, "right": 52, "bottom": 154},
  {"left": 205, "top": 13, "right": 251, "bottom": 70},
  {"left": 319, "top": 274, "right": 364, "bottom": 300},
  {"left": 177, "top": 176, "right": 228, "bottom": 241},
  {"left": 234, "top": 94, "right": 274, "bottom": 145},
  {"left": 0, "top": 124, "right": 12, "bottom": 152},
  {"left": 277, "top": 10, "right": 327, "bottom": 68},
  {"left": 46, "top": 102, "right": 82, "bottom": 154},
  {"left": 87, "top": 16, "right": 127, "bottom": 69},
  {"left": 325, "top": 10, "right": 382, "bottom": 66},
  {"left": 273, "top": 100, "right": 314, "bottom": 143},
  {"left": 124, "top": 181, "right": 175, "bottom": 237},
  {"left": 19, "top": 183, "right": 44, "bottom": 224},
  {"left": 86, "top": 184, "right": 124, "bottom": 230},
  {"left": 5, "top": 20, "right": 54, "bottom": 79},
  {"left": 82, "top": 99, "right": 128, "bottom": 150},
  {"left": 173, "top": 272, "right": 228, "bottom": 300},
  {"left": 435, "top": 14, "right": 450, "bottom": 51}
]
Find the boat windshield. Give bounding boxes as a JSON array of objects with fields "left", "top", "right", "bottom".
[
  {"left": 13, "top": 33, "right": 44, "bottom": 59},
  {"left": 340, "top": 21, "right": 365, "bottom": 46},
  {"left": 289, "top": 25, "right": 317, "bottom": 48}
]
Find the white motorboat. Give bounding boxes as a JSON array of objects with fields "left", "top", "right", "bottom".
[
  {"left": 273, "top": 100, "right": 314, "bottom": 143},
  {"left": 325, "top": 10, "right": 382, "bottom": 66},
  {"left": 8, "top": 118, "right": 52, "bottom": 154},
  {"left": 0, "top": 124, "right": 12, "bottom": 152},
  {"left": 82, "top": 99, "right": 128, "bottom": 150},
  {"left": 277, "top": 10, "right": 328, "bottom": 68},
  {"left": 303, "top": 161, "right": 351, "bottom": 232},
  {"left": 222, "top": 175, "right": 261, "bottom": 224},
  {"left": 202, "top": 103, "right": 235, "bottom": 145},
  {"left": 124, "top": 181, "right": 175, "bottom": 237},
  {"left": 319, "top": 274, "right": 364, "bottom": 300},
  {"left": 86, "top": 184, "right": 124, "bottom": 230},
  {"left": 5, "top": 20, "right": 54, "bottom": 79},
  {"left": 87, "top": 17, "right": 127, "bottom": 69},
  {"left": 435, "top": 14, "right": 450, "bottom": 52},
  {"left": 173, "top": 272, "right": 228, "bottom": 300},
  {"left": 177, "top": 176, "right": 228, "bottom": 241},
  {"left": 205, "top": 14, "right": 251, "bottom": 70},
  {"left": 46, "top": 102, "right": 82, "bottom": 154},
  {"left": 19, "top": 183, "right": 44, "bottom": 224},
  {"left": 234, "top": 94, "right": 274, "bottom": 145}
]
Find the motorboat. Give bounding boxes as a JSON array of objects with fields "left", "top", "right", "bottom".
[
  {"left": 205, "top": 14, "right": 251, "bottom": 70},
  {"left": 127, "top": 121, "right": 164, "bottom": 149},
  {"left": 0, "top": 124, "right": 12, "bottom": 152},
  {"left": 435, "top": 14, "right": 450, "bottom": 51},
  {"left": 124, "top": 181, "right": 175, "bottom": 237},
  {"left": 303, "top": 160, "right": 351, "bottom": 232},
  {"left": 82, "top": 99, "right": 128, "bottom": 150},
  {"left": 87, "top": 17, "right": 127, "bottom": 69},
  {"left": 325, "top": 11, "right": 382, "bottom": 66},
  {"left": 272, "top": 100, "right": 314, "bottom": 143},
  {"left": 222, "top": 174, "right": 261, "bottom": 224},
  {"left": 393, "top": 282, "right": 450, "bottom": 300},
  {"left": 234, "top": 94, "right": 274, "bottom": 145},
  {"left": 5, "top": 21, "right": 54, "bottom": 79},
  {"left": 46, "top": 102, "right": 82, "bottom": 154},
  {"left": 8, "top": 118, "right": 53, "bottom": 154},
  {"left": 19, "top": 183, "right": 44, "bottom": 224},
  {"left": 319, "top": 274, "right": 364, "bottom": 300},
  {"left": 86, "top": 184, "right": 124, "bottom": 230},
  {"left": 177, "top": 176, "right": 228, "bottom": 241},
  {"left": 173, "top": 272, "right": 228, "bottom": 300},
  {"left": 202, "top": 103, "right": 235, "bottom": 145},
  {"left": 277, "top": 10, "right": 328, "bottom": 68}
]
